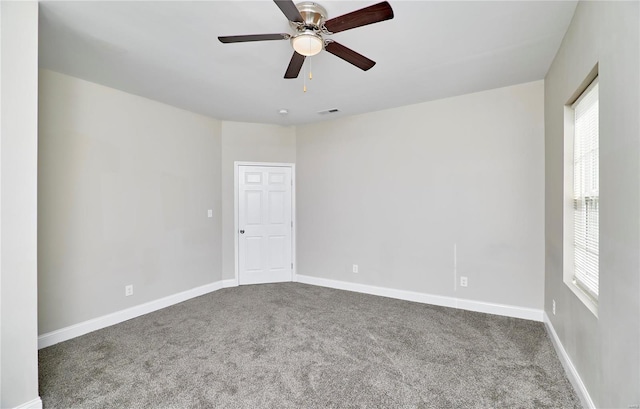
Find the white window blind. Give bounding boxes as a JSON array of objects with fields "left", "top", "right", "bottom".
[{"left": 572, "top": 78, "right": 599, "bottom": 301}]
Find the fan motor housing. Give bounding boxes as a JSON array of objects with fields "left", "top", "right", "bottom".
[{"left": 293, "top": 1, "right": 328, "bottom": 28}]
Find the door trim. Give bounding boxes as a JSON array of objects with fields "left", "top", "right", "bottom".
[{"left": 234, "top": 161, "right": 296, "bottom": 286}]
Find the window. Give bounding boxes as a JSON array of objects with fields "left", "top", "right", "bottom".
[
  {"left": 572, "top": 78, "right": 599, "bottom": 300},
  {"left": 564, "top": 76, "right": 599, "bottom": 315}
]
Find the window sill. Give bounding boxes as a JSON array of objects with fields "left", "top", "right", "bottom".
[{"left": 564, "top": 277, "right": 599, "bottom": 318}]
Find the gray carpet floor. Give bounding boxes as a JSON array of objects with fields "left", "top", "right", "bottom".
[{"left": 39, "top": 283, "right": 581, "bottom": 408}]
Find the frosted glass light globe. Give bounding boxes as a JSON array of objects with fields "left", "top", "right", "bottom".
[{"left": 291, "top": 32, "right": 323, "bottom": 56}]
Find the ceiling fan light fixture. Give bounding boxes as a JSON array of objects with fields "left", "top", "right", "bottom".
[
  {"left": 291, "top": 31, "right": 323, "bottom": 56},
  {"left": 219, "top": 0, "right": 395, "bottom": 78}
]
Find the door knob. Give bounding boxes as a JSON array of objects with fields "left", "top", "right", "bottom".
[{"left": 240, "top": 230, "right": 245, "bottom": 234}]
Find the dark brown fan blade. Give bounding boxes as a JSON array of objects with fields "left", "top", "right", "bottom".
[
  {"left": 218, "top": 34, "right": 290, "bottom": 43},
  {"left": 324, "top": 1, "right": 394, "bottom": 34},
  {"left": 284, "top": 52, "right": 306, "bottom": 78},
  {"left": 273, "top": 0, "right": 304, "bottom": 23},
  {"left": 325, "top": 42, "right": 376, "bottom": 71}
]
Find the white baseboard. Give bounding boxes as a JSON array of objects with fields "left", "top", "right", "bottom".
[
  {"left": 38, "top": 275, "right": 542, "bottom": 351},
  {"left": 14, "top": 397, "right": 42, "bottom": 409},
  {"left": 543, "top": 312, "right": 595, "bottom": 409},
  {"left": 38, "top": 281, "right": 224, "bottom": 349},
  {"left": 295, "top": 275, "right": 543, "bottom": 322},
  {"left": 222, "top": 278, "right": 239, "bottom": 288}
]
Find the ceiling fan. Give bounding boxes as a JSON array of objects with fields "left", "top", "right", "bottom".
[{"left": 218, "top": 0, "right": 394, "bottom": 79}]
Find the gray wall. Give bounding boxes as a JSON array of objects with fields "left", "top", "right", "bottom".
[
  {"left": 0, "top": 1, "right": 40, "bottom": 407},
  {"left": 38, "top": 70, "right": 222, "bottom": 334},
  {"left": 36, "top": 74, "right": 299, "bottom": 334},
  {"left": 544, "top": 1, "right": 640, "bottom": 407},
  {"left": 220, "top": 121, "right": 296, "bottom": 280},
  {"left": 296, "top": 81, "right": 545, "bottom": 309}
]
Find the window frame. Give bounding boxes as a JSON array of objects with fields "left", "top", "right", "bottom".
[{"left": 563, "top": 74, "right": 599, "bottom": 317}]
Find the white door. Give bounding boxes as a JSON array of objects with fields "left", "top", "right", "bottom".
[{"left": 238, "top": 165, "right": 293, "bottom": 285}]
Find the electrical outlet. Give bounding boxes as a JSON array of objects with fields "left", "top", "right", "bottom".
[
  {"left": 207, "top": 209, "right": 213, "bottom": 218},
  {"left": 125, "top": 285, "right": 133, "bottom": 297},
  {"left": 460, "top": 276, "right": 468, "bottom": 287},
  {"left": 552, "top": 299, "right": 556, "bottom": 315},
  {"left": 352, "top": 264, "right": 359, "bottom": 273}
]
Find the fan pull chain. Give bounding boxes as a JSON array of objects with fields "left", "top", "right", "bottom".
[
  {"left": 302, "top": 58, "right": 311, "bottom": 92},
  {"left": 303, "top": 57, "right": 311, "bottom": 93}
]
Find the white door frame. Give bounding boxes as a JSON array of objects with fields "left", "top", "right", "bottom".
[{"left": 234, "top": 161, "right": 296, "bottom": 285}]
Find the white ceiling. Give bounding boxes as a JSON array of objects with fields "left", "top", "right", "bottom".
[{"left": 39, "top": 0, "right": 577, "bottom": 126}]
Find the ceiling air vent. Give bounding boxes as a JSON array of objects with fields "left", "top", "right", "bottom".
[{"left": 318, "top": 108, "right": 340, "bottom": 115}]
